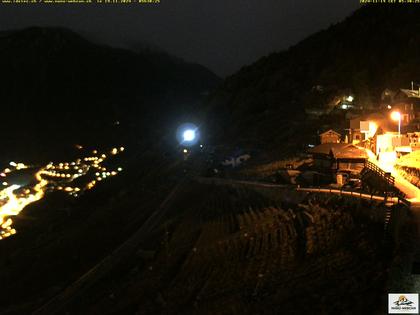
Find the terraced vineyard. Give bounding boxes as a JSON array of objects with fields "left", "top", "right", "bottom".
[{"left": 72, "top": 183, "right": 391, "bottom": 315}]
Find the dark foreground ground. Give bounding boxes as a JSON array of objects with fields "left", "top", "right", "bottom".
[{"left": 0, "top": 148, "right": 412, "bottom": 315}]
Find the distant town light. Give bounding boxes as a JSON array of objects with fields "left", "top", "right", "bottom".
[
  {"left": 387, "top": 105, "right": 392, "bottom": 109},
  {"left": 16, "top": 163, "right": 27, "bottom": 170},
  {"left": 346, "top": 96, "right": 354, "bottom": 102}
]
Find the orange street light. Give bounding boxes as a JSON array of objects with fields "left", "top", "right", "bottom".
[{"left": 390, "top": 111, "right": 401, "bottom": 135}]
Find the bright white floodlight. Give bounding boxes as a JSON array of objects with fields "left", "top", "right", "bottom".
[
  {"left": 183, "top": 129, "right": 196, "bottom": 142},
  {"left": 177, "top": 123, "right": 199, "bottom": 146}
]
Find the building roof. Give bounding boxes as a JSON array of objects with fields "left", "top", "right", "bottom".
[
  {"left": 333, "top": 145, "right": 368, "bottom": 159},
  {"left": 399, "top": 89, "right": 420, "bottom": 99},
  {"left": 309, "top": 143, "right": 349, "bottom": 155},
  {"left": 320, "top": 129, "right": 341, "bottom": 137},
  {"left": 309, "top": 143, "right": 368, "bottom": 159}
]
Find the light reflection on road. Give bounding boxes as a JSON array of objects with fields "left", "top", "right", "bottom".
[{"left": 364, "top": 148, "right": 420, "bottom": 203}]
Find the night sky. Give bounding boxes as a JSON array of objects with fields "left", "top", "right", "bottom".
[{"left": 0, "top": 0, "right": 360, "bottom": 76}]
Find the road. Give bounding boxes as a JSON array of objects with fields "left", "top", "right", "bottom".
[
  {"left": 364, "top": 149, "right": 420, "bottom": 206},
  {"left": 196, "top": 176, "right": 401, "bottom": 204}
]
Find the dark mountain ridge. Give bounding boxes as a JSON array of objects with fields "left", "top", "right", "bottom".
[{"left": 0, "top": 26, "right": 220, "bottom": 161}]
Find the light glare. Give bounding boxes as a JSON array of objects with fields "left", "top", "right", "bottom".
[
  {"left": 391, "top": 111, "right": 401, "bottom": 121},
  {"left": 183, "top": 129, "right": 196, "bottom": 142}
]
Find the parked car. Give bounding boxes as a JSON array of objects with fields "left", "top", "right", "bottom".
[{"left": 343, "top": 178, "right": 362, "bottom": 190}]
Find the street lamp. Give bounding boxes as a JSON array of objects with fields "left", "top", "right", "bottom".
[
  {"left": 390, "top": 111, "right": 401, "bottom": 136},
  {"left": 176, "top": 123, "right": 200, "bottom": 147},
  {"left": 183, "top": 129, "right": 196, "bottom": 142}
]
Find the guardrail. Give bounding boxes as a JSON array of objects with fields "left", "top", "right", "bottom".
[
  {"left": 362, "top": 161, "right": 412, "bottom": 207},
  {"left": 297, "top": 186, "right": 411, "bottom": 208},
  {"left": 397, "top": 196, "right": 411, "bottom": 208},
  {"left": 196, "top": 177, "right": 412, "bottom": 208},
  {"left": 364, "top": 160, "right": 395, "bottom": 187},
  {"left": 296, "top": 187, "right": 399, "bottom": 204}
]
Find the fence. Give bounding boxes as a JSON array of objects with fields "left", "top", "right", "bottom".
[{"left": 363, "top": 160, "right": 395, "bottom": 186}]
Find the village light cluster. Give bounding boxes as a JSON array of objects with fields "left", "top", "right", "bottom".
[{"left": 0, "top": 147, "right": 125, "bottom": 240}]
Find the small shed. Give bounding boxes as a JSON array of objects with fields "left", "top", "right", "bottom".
[
  {"left": 309, "top": 143, "right": 368, "bottom": 173},
  {"left": 319, "top": 129, "right": 341, "bottom": 144}
]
